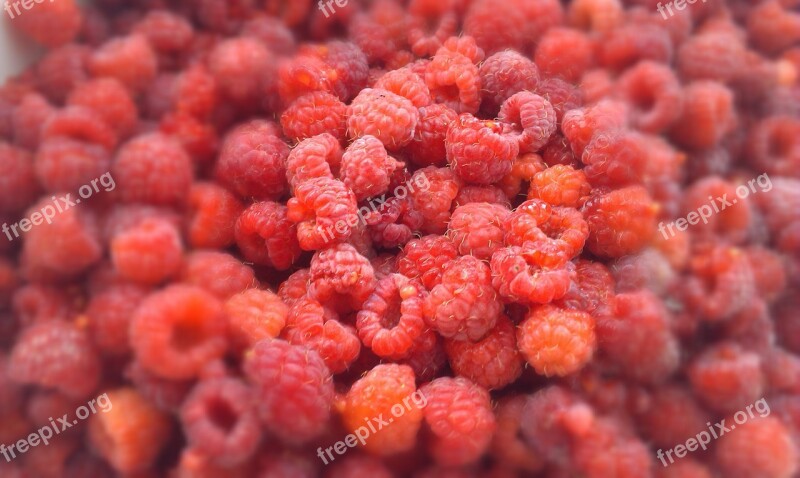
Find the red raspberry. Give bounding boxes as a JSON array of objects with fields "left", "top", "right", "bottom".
[
  {"left": 130, "top": 285, "right": 228, "bottom": 380},
  {"left": 326, "top": 454, "right": 393, "bottom": 478},
  {"left": 535, "top": 28, "right": 594, "bottom": 83},
  {"left": 445, "top": 315, "right": 523, "bottom": 390},
  {"left": 596, "top": 290, "right": 680, "bottom": 384},
  {"left": 407, "top": 0, "right": 459, "bottom": 57},
  {"left": 463, "top": 0, "right": 527, "bottom": 54},
  {"left": 424, "top": 255, "right": 502, "bottom": 341},
  {"left": 41, "top": 105, "right": 118, "bottom": 151},
  {"left": 636, "top": 385, "right": 711, "bottom": 451},
  {"left": 680, "top": 177, "right": 752, "bottom": 244},
  {"left": 688, "top": 341, "right": 765, "bottom": 413},
  {"left": 505, "top": 199, "right": 589, "bottom": 264},
  {"left": 340, "top": 364, "right": 424, "bottom": 455},
  {"left": 284, "top": 296, "right": 361, "bottom": 373},
  {"left": 180, "top": 377, "right": 260, "bottom": 467},
  {"left": 172, "top": 64, "right": 219, "bottom": 120},
  {"left": 446, "top": 114, "right": 518, "bottom": 185},
  {"left": 281, "top": 92, "right": 348, "bottom": 143},
  {"left": 420, "top": 376, "right": 496, "bottom": 466},
  {"left": 300, "top": 41, "right": 370, "bottom": 102},
  {"left": 478, "top": 51, "right": 539, "bottom": 116},
  {"left": 581, "top": 130, "right": 649, "bottom": 188},
  {"left": 571, "top": 416, "right": 653, "bottom": 478},
  {"left": 88, "top": 388, "right": 172, "bottom": 474},
  {"left": 124, "top": 360, "right": 192, "bottom": 414},
  {"left": 215, "top": 120, "right": 289, "bottom": 201},
  {"left": 499, "top": 92, "right": 558, "bottom": 153},
  {"left": 187, "top": 182, "right": 244, "bottom": 249},
  {"left": 348, "top": 1, "right": 407, "bottom": 62},
  {"left": 374, "top": 67, "right": 431, "bottom": 108},
  {"left": 180, "top": 251, "right": 258, "bottom": 301},
  {"left": 491, "top": 396, "right": 546, "bottom": 473},
  {"left": 615, "top": 61, "right": 682, "bottom": 134},
  {"left": 347, "top": 88, "right": 418, "bottom": 150},
  {"left": 746, "top": 116, "right": 800, "bottom": 178},
  {"left": 404, "top": 103, "right": 458, "bottom": 167},
  {"left": 340, "top": 135, "right": 404, "bottom": 201},
  {"left": 715, "top": 417, "right": 799, "bottom": 478},
  {"left": 102, "top": 204, "right": 182, "bottom": 245},
  {"left": 396, "top": 235, "right": 459, "bottom": 290},
  {"left": 425, "top": 51, "right": 481, "bottom": 114},
  {"left": 518, "top": 304, "right": 596, "bottom": 376},
  {"left": 491, "top": 246, "right": 574, "bottom": 304},
  {"left": 13, "top": 93, "right": 55, "bottom": 150},
  {"left": 242, "top": 16, "right": 296, "bottom": 55},
  {"left": 11, "top": 283, "right": 75, "bottom": 327},
  {"left": 677, "top": 33, "right": 747, "bottom": 83},
  {"left": 683, "top": 246, "right": 755, "bottom": 321},
  {"left": 66, "top": 78, "right": 138, "bottom": 139},
  {"left": 35, "top": 44, "right": 90, "bottom": 104},
  {"left": 308, "top": 243, "right": 377, "bottom": 312},
  {"left": 286, "top": 133, "right": 342, "bottom": 189},
  {"left": 747, "top": 0, "right": 800, "bottom": 55},
  {"left": 10, "top": 0, "right": 82, "bottom": 47},
  {"left": 0, "top": 143, "right": 40, "bottom": 214},
  {"left": 446, "top": 202, "right": 510, "bottom": 260},
  {"left": 88, "top": 35, "right": 158, "bottom": 93},
  {"left": 208, "top": 37, "right": 274, "bottom": 106},
  {"left": 225, "top": 289, "right": 287, "bottom": 351},
  {"left": 34, "top": 138, "right": 110, "bottom": 194},
  {"left": 400, "top": 327, "right": 447, "bottom": 382},
  {"left": 599, "top": 23, "right": 673, "bottom": 71},
  {"left": 498, "top": 152, "right": 548, "bottom": 199},
  {"left": 114, "top": 132, "right": 193, "bottom": 206},
  {"left": 534, "top": 77, "right": 584, "bottom": 124},
  {"left": 356, "top": 274, "right": 425, "bottom": 360},
  {"left": 439, "top": 35, "right": 485, "bottom": 64},
  {"left": 111, "top": 217, "right": 183, "bottom": 286},
  {"left": 561, "top": 99, "right": 628, "bottom": 157},
  {"left": 287, "top": 177, "right": 358, "bottom": 250},
  {"left": 583, "top": 186, "right": 658, "bottom": 258},
  {"left": 454, "top": 185, "right": 510, "bottom": 208},
  {"left": 529, "top": 165, "right": 591, "bottom": 208},
  {"left": 132, "top": 10, "right": 195, "bottom": 54},
  {"left": 668, "top": 81, "right": 735, "bottom": 150},
  {"left": 277, "top": 54, "right": 342, "bottom": 106},
  {"left": 87, "top": 284, "right": 147, "bottom": 357},
  {"left": 235, "top": 201, "right": 301, "bottom": 270},
  {"left": 244, "top": 339, "right": 333, "bottom": 444},
  {"left": 278, "top": 268, "right": 311, "bottom": 307},
  {"left": 9, "top": 321, "right": 101, "bottom": 399},
  {"left": 159, "top": 112, "right": 220, "bottom": 167},
  {"left": 745, "top": 246, "right": 787, "bottom": 303}
]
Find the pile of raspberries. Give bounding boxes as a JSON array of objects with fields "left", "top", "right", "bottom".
[{"left": 1, "top": 0, "right": 800, "bottom": 476}]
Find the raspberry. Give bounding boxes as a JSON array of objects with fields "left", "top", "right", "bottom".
[
  {"left": 534, "top": 77, "right": 584, "bottom": 124},
  {"left": 130, "top": 285, "right": 228, "bottom": 380},
  {"left": 225, "top": 289, "right": 288, "bottom": 351},
  {"left": 498, "top": 152, "right": 547, "bottom": 199},
  {"left": 683, "top": 246, "right": 755, "bottom": 321},
  {"left": 636, "top": 385, "right": 712, "bottom": 450},
  {"left": 327, "top": 454, "right": 393, "bottom": 478},
  {"left": 41, "top": 105, "right": 117, "bottom": 151},
  {"left": 596, "top": 290, "right": 680, "bottom": 384},
  {"left": 133, "top": 10, "right": 195, "bottom": 54},
  {"left": 374, "top": 68, "right": 431, "bottom": 108},
  {"left": 668, "top": 81, "right": 735, "bottom": 150},
  {"left": 362, "top": 194, "right": 421, "bottom": 249},
  {"left": 281, "top": 92, "right": 348, "bottom": 143},
  {"left": 445, "top": 315, "right": 523, "bottom": 389},
  {"left": 529, "top": 165, "right": 591, "bottom": 208},
  {"left": 287, "top": 177, "right": 358, "bottom": 250},
  {"left": 581, "top": 130, "right": 649, "bottom": 188},
  {"left": 186, "top": 182, "right": 244, "bottom": 249},
  {"left": 407, "top": 0, "right": 459, "bottom": 57},
  {"left": 454, "top": 185, "right": 510, "bottom": 208},
  {"left": 746, "top": 116, "right": 800, "bottom": 178},
  {"left": 677, "top": 33, "right": 747, "bottom": 83},
  {"left": 114, "top": 133, "right": 193, "bottom": 206},
  {"left": 10, "top": 0, "right": 82, "bottom": 47},
  {"left": 518, "top": 304, "right": 596, "bottom": 376},
  {"left": 124, "top": 361, "right": 192, "bottom": 414},
  {"left": 568, "top": 0, "right": 623, "bottom": 33},
  {"left": 747, "top": 0, "right": 800, "bottom": 55},
  {"left": 66, "top": 78, "right": 138, "bottom": 139},
  {"left": 615, "top": 61, "right": 682, "bottom": 134},
  {"left": 180, "top": 377, "right": 260, "bottom": 467},
  {"left": 35, "top": 44, "right": 90, "bottom": 104},
  {"left": 208, "top": 37, "right": 274, "bottom": 106},
  {"left": 599, "top": 23, "right": 673, "bottom": 71},
  {"left": 535, "top": 28, "right": 594, "bottom": 83},
  {"left": 111, "top": 217, "right": 183, "bottom": 286},
  {"left": 561, "top": 100, "right": 628, "bottom": 157},
  {"left": 347, "top": 88, "right": 418, "bottom": 150},
  {"left": 356, "top": 274, "right": 425, "bottom": 360},
  {"left": 244, "top": 339, "right": 333, "bottom": 444},
  {"left": 308, "top": 243, "right": 377, "bottom": 312},
  {"left": 610, "top": 248, "right": 676, "bottom": 295},
  {"left": 215, "top": 120, "right": 289, "bottom": 201},
  {"left": 463, "top": 0, "right": 526, "bottom": 54},
  {"left": 715, "top": 417, "right": 799, "bottom": 478},
  {"left": 681, "top": 177, "right": 752, "bottom": 244},
  {"left": 12, "top": 93, "right": 54, "bottom": 150},
  {"left": 420, "top": 376, "right": 495, "bottom": 466},
  {"left": 172, "top": 64, "right": 219, "bottom": 120},
  {"left": 571, "top": 416, "right": 653, "bottom": 478},
  {"left": 0, "top": 142, "right": 40, "bottom": 214},
  {"left": 180, "top": 251, "right": 257, "bottom": 301},
  {"left": 159, "top": 111, "right": 218, "bottom": 164},
  {"left": 447, "top": 202, "right": 510, "bottom": 260},
  {"left": 439, "top": 35, "right": 485, "bottom": 64},
  {"left": 491, "top": 396, "right": 546, "bottom": 473},
  {"left": 340, "top": 135, "right": 404, "bottom": 201},
  {"left": 446, "top": 114, "right": 518, "bottom": 185},
  {"left": 478, "top": 51, "right": 539, "bottom": 116},
  {"left": 404, "top": 103, "right": 458, "bottom": 168},
  {"left": 11, "top": 283, "right": 75, "bottom": 327},
  {"left": 348, "top": 1, "right": 407, "bottom": 62},
  {"left": 424, "top": 255, "right": 501, "bottom": 341},
  {"left": 498, "top": 92, "right": 558, "bottom": 153},
  {"left": 340, "top": 364, "right": 424, "bottom": 455},
  {"left": 583, "top": 186, "right": 658, "bottom": 258},
  {"left": 88, "top": 35, "right": 158, "bottom": 93},
  {"left": 87, "top": 284, "right": 147, "bottom": 357},
  {"left": 301, "top": 41, "right": 370, "bottom": 102},
  {"left": 399, "top": 327, "right": 447, "bottom": 383},
  {"left": 278, "top": 268, "right": 311, "bottom": 307},
  {"left": 286, "top": 133, "right": 341, "bottom": 189},
  {"left": 688, "top": 341, "right": 764, "bottom": 413},
  {"left": 277, "top": 54, "right": 342, "bottom": 106},
  {"left": 490, "top": 246, "right": 574, "bottom": 304},
  {"left": 425, "top": 51, "right": 481, "bottom": 114},
  {"left": 505, "top": 199, "right": 589, "bottom": 264},
  {"left": 34, "top": 138, "right": 110, "bottom": 194},
  {"left": 9, "top": 321, "right": 101, "bottom": 399},
  {"left": 242, "top": 16, "right": 296, "bottom": 55},
  {"left": 88, "top": 388, "right": 172, "bottom": 474},
  {"left": 396, "top": 235, "right": 459, "bottom": 290},
  {"left": 745, "top": 246, "right": 787, "bottom": 303},
  {"left": 234, "top": 201, "right": 301, "bottom": 270}
]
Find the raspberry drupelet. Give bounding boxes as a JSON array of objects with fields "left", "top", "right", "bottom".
[
  {"left": 445, "top": 315, "right": 523, "bottom": 390},
  {"left": 446, "top": 114, "right": 518, "bottom": 185}
]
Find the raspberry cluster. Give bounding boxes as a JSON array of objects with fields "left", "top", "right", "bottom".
[{"left": 1, "top": 0, "right": 799, "bottom": 477}]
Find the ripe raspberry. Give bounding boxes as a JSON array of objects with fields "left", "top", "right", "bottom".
[
  {"left": 327, "top": 454, "right": 393, "bottom": 478},
  {"left": 35, "top": 44, "right": 90, "bottom": 104},
  {"left": 340, "top": 364, "right": 424, "bottom": 455},
  {"left": 286, "top": 133, "right": 342, "bottom": 189},
  {"left": 347, "top": 88, "right": 418, "bottom": 150},
  {"left": 498, "top": 152, "right": 547, "bottom": 199},
  {"left": 747, "top": 0, "right": 800, "bottom": 55},
  {"left": 478, "top": 51, "right": 539, "bottom": 116},
  {"left": 596, "top": 290, "right": 680, "bottom": 384},
  {"left": 0, "top": 143, "right": 40, "bottom": 214},
  {"left": 636, "top": 385, "right": 712, "bottom": 450},
  {"left": 10, "top": 0, "right": 82, "bottom": 47},
  {"left": 746, "top": 116, "right": 800, "bottom": 178},
  {"left": 11, "top": 283, "right": 74, "bottom": 327},
  {"left": 535, "top": 28, "right": 594, "bottom": 83},
  {"left": 446, "top": 114, "right": 517, "bottom": 185},
  {"left": 225, "top": 289, "right": 288, "bottom": 351},
  {"left": 244, "top": 339, "right": 334, "bottom": 444},
  {"left": 561, "top": 100, "right": 628, "bottom": 157},
  {"left": 242, "top": 16, "right": 296, "bottom": 55},
  {"left": 374, "top": 67, "right": 431, "bottom": 108},
  {"left": 396, "top": 235, "right": 459, "bottom": 290},
  {"left": 66, "top": 78, "right": 138, "bottom": 139},
  {"left": 529, "top": 165, "right": 591, "bottom": 208},
  {"left": 463, "top": 0, "right": 527, "bottom": 54},
  {"left": 12, "top": 93, "right": 55, "bottom": 150},
  {"left": 677, "top": 33, "right": 747, "bottom": 83},
  {"left": 454, "top": 185, "right": 510, "bottom": 208},
  {"left": 571, "top": 416, "right": 653, "bottom": 478},
  {"left": 9, "top": 321, "right": 101, "bottom": 399},
  {"left": 88, "top": 34, "right": 158, "bottom": 93},
  {"left": 519, "top": 304, "right": 596, "bottom": 377},
  {"left": 34, "top": 138, "right": 110, "bottom": 194},
  {"left": 114, "top": 133, "right": 193, "bottom": 206},
  {"left": 581, "top": 130, "right": 649, "bottom": 188},
  {"left": 208, "top": 37, "right": 274, "bottom": 106},
  {"left": 668, "top": 81, "right": 735, "bottom": 150},
  {"left": 445, "top": 315, "right": 523, "bottom": 389},
  {"left": 300, "top": 41, "right": 370, "bottom": 102},
  {"left": 180, "top": 377, "right": 260, "bottom": 467},
  {"left": 308, "top": 243, "right": 377, "bottom": 312},
  {"left": 406, "top": 0, "right": 459, "bottom": 56},
  {"left": 278, "top": 269, "right": 311, "bottom": 307},
  {"left": 745, "top": 246, "right": 787, "bottom": 303},
  {"left": 399, "top": 327, "right": 447, "bottom": 382},
  {"left": 235, "top": 201, "right": 302, "bottom": 270},
  {"left": 159, "top": 112, "right": 219, "bottom": 167},
  {"left": 132, "top": 9, "right": 195, "bottom": 54},
  {"left": 534, "top": 77, "right": 584, "bottom": 124},
  {"left": 681, "top": 177, "right": 752, "bottom": 244},
  {"left": 425, "top": 51, "right": 481, "bottom": 114},
  {"left": 111, "top": 217, "right": 183, "bottom": 286},
  {"left": 420, "top": 376, "right": 496, "bottom": 466},
  {"left": 505, "top": 199, "right": 589, "bottom": 264},
  {"left": 172, "top": 63, "right": 219, "bottom": 120},
  {"left": 356, "top": 274, "right": 425, "bottom": 359},
  {"left": 424, "top": 255, "right": 502, "bottom": 341},
  {"left": 615, "top": 61, "right": 682, "bottom": 134},
  {"left": 490, "top": 246, "right": 574, "bottom": 304},
  {"left": 281, "top": 92, "right": 348, "bottom": 143},
  {"left": 277, "top": 54, "right": 342, "bottom": 106},
  {"left": 87, "top": 284, "right": 147, "bottom": 357},
  {"left": 180, "top": 251, "right": 258, "bottom": 301},
  {"left": 599, "top": 23, "right": 673, "bottom": 71},
  {"left": 41, "top": 105, "right": 118, "bottom": 151},
  {"left": 215, "top": 120, "right": 289, "bottom": 201},
  {"left": 88, "top": 388, "right": 172, "bottom": 474},
  {"left": 340, "top": 135, "right": 404, "bottom": 201},
  {"left": 447, "top": 202, "right": 510, "bottom": 260},
  {"left": 347, "top": 0, "right": 407, "bottom": 62},
  {"left": 130, "top": 285, "right": 228, "bottom": 380},
  {"left": 404, "top": 103, "right": 458, "bottom": 168},
  {"left": 583, "top": 186, "right": 658, "bottom": 258},
  {"left": 124, "top": 360, "right": 192, "bottom": 414},
  {"left": 287, "top": 177, "right": 358, "bottom": 250},
  {"left": 186, "top": 182, "right": 244, "bottom": 249},
  {"left": 491, "top": 396, "right": 546, "bottom": 473},
  {"left": 362, "top": 194, "right": 421, "bottom": 249},
  {"left": 499, "top": 92, "right": 558, "bottom": 153},
  {"left": 715, "top": 417, "right": 799, "bottom": 478},
  {"left": 688, "top": 341, "right": 765, "bottom": 413}
]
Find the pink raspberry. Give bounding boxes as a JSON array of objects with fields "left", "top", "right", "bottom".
[
  {"left": 347, "top": 88, "right": 418, "bottom": 150},
  {"left": 187, "top": 182, "right": 244, "bottom": 249},
  {"left": 491, "top": 246, "right": 574, "bottom": 304},
  {"left": 113, "top": 133, "right": 193, "bottom": 206},
  {"left": 88, "top": 34, "right": 158, "bottom": 93},
  {"left": 446, "top": 114, "right": 518, "bottom": 185},
  {"left": 479, "top": 50, "right": 539, "bottom": 116},
  {"left": 582, "top": 186, "right": 658, "bottom": 258},
  {"left": 425, "top": 51, "right": 481, "bottom": 114},
  {"left": 287, "top": 177, "right": 358, "bottom": 251},
  {"left": 404, "top": 103, "right": 459, "bottom": 167},
  {"left": 499, "top": 91, "right": 558, "bottom": 153},
  {"left": 110, "top": 217, "right": 184, "bottom": 286},
  {"left": 505, "top": 199, "right": 589, "bottom": 265},
  {"left": 408, "top": 166, "right": 462, "bottom": 234},
  {"left": 281, "top": 92, "right": 348, "bottom": 143},
  {"left": 34, "top": 138, "right": 111, "bottom": 194},
  {"left": 180, "top": 251, "right": 257, "bottom": 301},
  {"left": 340, "top": 135, "right": 404, "bottom": 201},
  {"left": 688, "top": 341, "right": 765, "bottom": 414},
  {"left": 374, "top": 67, "right": 431, "bottom": 107},
  {"left": 308, "top": 243, "right": 377, "bottom": 312},
  {"left": 446, "top": 202, "right": 510, "bottom": 260},
  {"left": 517, "top": 304, "right": 596, "bottom": 377},
  {"left": 207, "top": 37, "right": 274, "bottom": 106},
  {"left": 286, "top": 133, "right": 342, "bottom": 189},
  {"left": 396, "top": 235, "right": 459, "bottom": 290}
]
